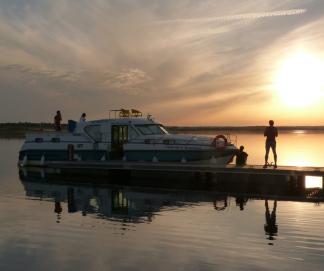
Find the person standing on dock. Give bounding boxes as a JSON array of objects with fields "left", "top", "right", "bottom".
[
  {"left": 263, "top": 120, "right": 278, "bottom": 168},
  {"left": 54, "top": 110, "right": 62, "bottom": 131}
]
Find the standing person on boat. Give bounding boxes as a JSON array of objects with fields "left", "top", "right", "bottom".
[
  {"left": 263, "top": 120, "right": 278, "bottom": 168},
  {"left": 54, "top": 110, "right": 62, "bottom": 131},
  {"left": 79, "top": 113, "right": 87, "bottom": 123}
]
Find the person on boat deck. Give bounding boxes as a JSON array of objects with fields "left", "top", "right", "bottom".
[
  {"left": 264, "top": 120, "right": 278, "bottom": 168},
  {"left": 236, "top": 145, "right": 248, "bottom": 166},
  {"left": 79, "top": 113, "right": 86, "bottom": 123},
  {"left": 54, "top": 110, "right": 62, "bottom": 131}
]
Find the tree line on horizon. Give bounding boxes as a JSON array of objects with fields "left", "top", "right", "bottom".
[{"left": 1, "top": 122, "right": 324, "bottom": 138}]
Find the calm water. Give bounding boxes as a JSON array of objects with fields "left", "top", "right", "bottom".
[
  {"left": 1, "top": 133, "right": 324, "bottom": 271},
  {"left": 188, "top": 130, "right": 324, "bottom": 167}
]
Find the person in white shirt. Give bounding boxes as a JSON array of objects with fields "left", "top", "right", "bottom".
[{"left": 79, "top": 113, "right": 86, "bottom": 122}]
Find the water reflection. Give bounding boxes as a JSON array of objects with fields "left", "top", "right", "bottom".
[
  {"left": 213, "top": 198, "right": 228, "bottom": 211},
  {"left": 264, "top": 200, "right": 278, "bottom": 244},
  {"left": 235, "top": 197, "right": 248, "bottom": 211},
  {"left": 20, "top": 174, "right": 186, "bottom": 224},
  {"left": 305, "top": 175, "right": 323, "bottom": 189},
  {"left": 19, "top": 168, "right": 324, "bottom": 246},
  {"left": 54, "top": 202, "right": 62, "bottom": 223}
]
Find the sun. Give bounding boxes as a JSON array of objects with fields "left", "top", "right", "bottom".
[{"left": 275, "top": 52, "right": 324, "bottom": 107}]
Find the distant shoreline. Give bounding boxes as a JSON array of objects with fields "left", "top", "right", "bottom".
[{"left": 1, "top": 122, "right": 324, "bottom": 138}]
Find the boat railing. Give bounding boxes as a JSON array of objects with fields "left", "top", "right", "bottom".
[
  {"left": 224, "top": 134, "right": 237, "bottom": 146},
  {"left": 109, "top": 109, "right": 145, "bottom": 119},
  {"left": 26, "top": 131, "right": 70, "bottom": 137}
]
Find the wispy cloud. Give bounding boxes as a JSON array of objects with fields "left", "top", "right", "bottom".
[
  {"left": 103, "top": 69, "right": 153, "bottom": 94},
  {"left": 154, "top": 9, "right": 307, "bottom": 24},
  {"left": 3, "top": 64, "right": 81, "bottom": 82}
]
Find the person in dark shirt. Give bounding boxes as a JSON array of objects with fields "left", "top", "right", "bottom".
[
  {"left": 54, "top": 110, "right": 62, "bottom": 131},
  {"left": 264, "top": 120, "right": 278, "bottom": 168},
  {"left": 236, "top": 145, "right": 248, "bottom": 166}
]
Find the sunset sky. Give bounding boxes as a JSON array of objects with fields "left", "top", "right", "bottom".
[{"left": 1, "top": 0, "right": 324, "bottom": 125}]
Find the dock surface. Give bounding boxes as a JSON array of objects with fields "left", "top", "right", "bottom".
[{"left": 42, "top": 161, "right": 324, "bottom": 177}]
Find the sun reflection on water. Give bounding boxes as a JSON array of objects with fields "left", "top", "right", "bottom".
[
  {"left": 305, "top": 176, "right": 323, "bottom": 189},
  {"left": 292, "top": 130, "right": 306, "bottom": 134}
]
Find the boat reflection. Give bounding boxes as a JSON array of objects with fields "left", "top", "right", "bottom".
[{"left": 19, "top": 168, "right": 324, "bottom": 244}]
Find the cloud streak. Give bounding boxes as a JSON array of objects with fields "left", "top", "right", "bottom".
[
  {"left": 154, "top": 9, "right": 307, "bottom": 24},
  {"left": 3, "top": 64, "right": 80, "bottom": 82},
  {"left": 104, "top": 69, "right": 153, "bottom": 94}
]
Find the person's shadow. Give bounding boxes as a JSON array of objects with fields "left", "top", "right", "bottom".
[{"left": 264, "top": 199, "right": 278, "bottom": 245}]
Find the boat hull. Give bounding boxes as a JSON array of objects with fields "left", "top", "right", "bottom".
[
  {"left": 18, "top": 149, "right": 236, "bottom": 167},
  {"left": 124, "top": 149, "right": 236, "bottom": 163}
]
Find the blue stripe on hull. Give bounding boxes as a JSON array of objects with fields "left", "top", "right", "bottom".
[
  {"left": 19, "top": 149, "right": 236, "bottom": 163},
  {"left": 19, "top": 150, "right": 108, "bottom": 162}
]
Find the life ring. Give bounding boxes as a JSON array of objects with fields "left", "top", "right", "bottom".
[{"left": 212, "top": 134, "right": 227, "bottom": 148}]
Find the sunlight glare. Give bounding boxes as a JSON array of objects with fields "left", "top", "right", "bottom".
[
  {"left": 305, "top": 176, "right": 323, "bottom": 189},
  {"left": 275, "top": 52, "right": 324, "bottom": 107}
]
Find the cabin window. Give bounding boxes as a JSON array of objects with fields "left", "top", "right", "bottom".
[
  {"left": 35, "top": 138, "right": 43, "bottom": 143},
  {"left": 51, "top": 138, "right": 60, "bottom": 143},
  {"left": 135, "top": 124, "right": 169, "bottom": 135},
  {"left": 129, "top": 126, "right": 139, "bottom": 139},
  {"left": 84, "top": 125, "right": 102, "bottom": 142}
]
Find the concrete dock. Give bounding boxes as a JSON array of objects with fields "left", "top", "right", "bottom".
[{"left": 42, "top": 160, "right": 324, "bottom": 177}]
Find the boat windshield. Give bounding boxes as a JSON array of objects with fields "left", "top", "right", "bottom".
[{"left": 135, "top": 124, "right": 169, "bottom": 135}]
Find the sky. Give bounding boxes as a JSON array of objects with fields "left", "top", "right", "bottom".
[{"left": 1, "top": 0, "right": 324, "bottom": 125}]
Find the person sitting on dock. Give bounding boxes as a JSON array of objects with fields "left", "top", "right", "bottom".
[
  {"left": 263, "top": 120, "right": 278, "bottom": 168},
  {"left": 54, "top": 110, "right": 62, "bottom": 131},
  {"left": 79, "top": 113, "right": 87, "bottom": 123},
  {"left": 236, "top": 145, "right": 248, "bottom": 166}
]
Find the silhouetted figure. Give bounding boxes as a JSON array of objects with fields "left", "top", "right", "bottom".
[
  {"left": 236, "top": 145, "right": 248, "bottom": 166},
  {"left": 264, "top": 200, "right": 278, "bottom": 243},
  {"left": 263, "top": 120, "right": 278, "bottom": 168},
  {"left": 54, "top": 110, "right": 62, "bottom": 131},
  {"left": 79, "top": 113, "right": 86, "bottom": 123}
]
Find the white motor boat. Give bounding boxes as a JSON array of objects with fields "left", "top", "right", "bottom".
[{"left": 18, "top": 109, "right": 238, "bottom": 167}]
